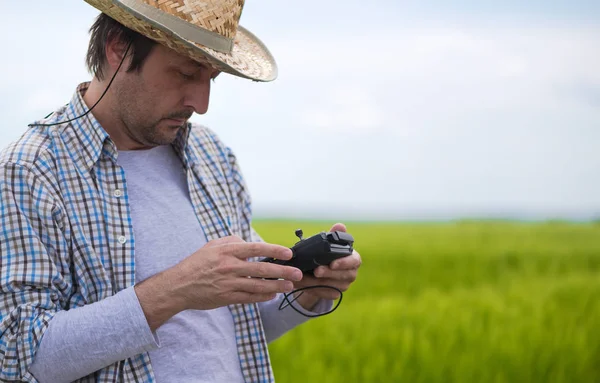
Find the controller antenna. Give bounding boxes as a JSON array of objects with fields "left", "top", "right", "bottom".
[{"left": 295, "top": 229, "right": 304, "bottom": 241}]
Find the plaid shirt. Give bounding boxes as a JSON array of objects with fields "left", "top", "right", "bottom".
[{"left": 0, "top": 83, "right": 274, "bottom": 382}]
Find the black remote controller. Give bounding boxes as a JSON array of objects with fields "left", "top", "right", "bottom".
[{"left": 261, "top": 229, "right": 354, "bottom": 274}]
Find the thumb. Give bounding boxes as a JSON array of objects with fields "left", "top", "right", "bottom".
[{"left": 330, "top": 223, "right": 347, "bottom": 232}]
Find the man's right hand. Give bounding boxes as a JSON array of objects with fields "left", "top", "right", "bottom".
[{"left": 134, "top": 236, "right": 301, "bottom": 331}]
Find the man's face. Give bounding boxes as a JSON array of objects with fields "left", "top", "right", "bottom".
[{"left": 113, "top": 43, "right": 220, "bottom": 147}]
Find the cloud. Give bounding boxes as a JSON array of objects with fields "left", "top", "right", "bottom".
[
  {"left": 1, "top": 4, "right": 599, "bottom": 219},
  {"left": 264, "top": 25, "right": 600, "bottom": 138},
  {"left": 236, "top": 24, "right": 600, "bottom": 217},
  {"left": 302, "top": 86, "right": 387, "bottom": 132},
  {"left": 23, "top": 89, "right": 66, "bottom": 116}
]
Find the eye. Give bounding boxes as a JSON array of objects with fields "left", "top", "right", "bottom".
[{"left": 179, "top": 71, "right": 195, "bottom": 80}]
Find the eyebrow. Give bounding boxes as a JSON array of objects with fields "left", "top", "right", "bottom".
[
  {"left": 193, "top": 62, "right": 221, "bottom": 77},
  {"left": 176, "top": 61, "right": 219, "bottom": 76}
]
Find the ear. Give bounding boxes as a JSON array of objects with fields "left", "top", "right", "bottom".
[{"left": 104, "top": 35, "right": 131, "bottom": 72}]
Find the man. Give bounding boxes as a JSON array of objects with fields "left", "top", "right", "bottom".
[{"left": 0, "top": 1, "right": 361, "bottom": 382}]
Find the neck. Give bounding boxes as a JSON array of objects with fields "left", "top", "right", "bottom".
[{"left": 83, "top": 78, "right": 150, "bottom": 150}]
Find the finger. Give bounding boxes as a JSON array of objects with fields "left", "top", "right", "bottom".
[
  {"left": 235, "top": 277, "right": 295, "bottom": 295},
  {"left": 313, "top": 266, "right": 357, "bottom": 282},
  {"left": 220, "top": 242, "right": 293, "bottom": 261},
  {"left": 329, "top": 251, "right": 362, "bottom": 270},
  {"left": 330, "top": 223, "right": 347, "bottom": 233},
  {"left": 239, "top": 261, "right": 302, "bottom": 281},
  {"left": 230, "top": 292, "right": 278, "bottom": 305},
  {"left": 205, "top": 235, "right": 245, "bottom": 247}
]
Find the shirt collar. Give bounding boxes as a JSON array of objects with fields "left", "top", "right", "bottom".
[{"left": 59, "top": 82, "right": 115, "bottom": 171}]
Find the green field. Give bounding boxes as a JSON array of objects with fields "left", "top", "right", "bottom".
[{"left": 254, "top": 220, "right": 600, "bottom": 383}]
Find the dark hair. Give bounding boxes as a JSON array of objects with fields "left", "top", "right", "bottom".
[{"left": 86, "top": 13, "right": 157, "bottom": 80}]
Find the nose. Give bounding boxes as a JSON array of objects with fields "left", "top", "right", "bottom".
[{"left": 183, "top": 78, "right": 211, "bottom": 115}]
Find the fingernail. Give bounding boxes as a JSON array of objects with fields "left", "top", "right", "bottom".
[{"left": 294, "top": 270, "right": 303, "bottom": 281}]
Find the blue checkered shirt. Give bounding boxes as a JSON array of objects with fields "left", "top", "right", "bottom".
[{"left": 0, "top": 83, "right": 274, "bottom": 382}]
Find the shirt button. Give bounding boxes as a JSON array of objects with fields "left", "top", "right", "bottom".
[
  {"left": 114, "top": 189, "right": 123, "bottom": 197},
  {"left": 118, "top": 236, "right": 127, "bottom": 244}
]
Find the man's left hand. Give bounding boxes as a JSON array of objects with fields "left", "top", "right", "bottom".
[{"left": 293, "top": 223, "right": 362, "bottom": 311}]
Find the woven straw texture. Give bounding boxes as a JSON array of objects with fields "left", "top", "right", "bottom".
[
  {"left": 140, "top": 0, "right": 243, "bottom": 38},
  {"left": 84, "top": 0, "right": 277, "bottom": 82}
]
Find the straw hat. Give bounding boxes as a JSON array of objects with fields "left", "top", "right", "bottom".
[{"left": 84, "top": 0, "right": 277, "bottom": 82}]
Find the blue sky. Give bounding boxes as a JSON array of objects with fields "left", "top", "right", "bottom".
[{"left": 1, "top": 1, "right": 599, "bottom": 221}]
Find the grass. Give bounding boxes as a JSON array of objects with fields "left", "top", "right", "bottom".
[{"left": 253, "top": 220, "right": 600, "bottom": 383}]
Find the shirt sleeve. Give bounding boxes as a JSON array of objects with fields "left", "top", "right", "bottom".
[
  {"left": 258, "top": 294, "right": 334, "bottom": 343},
  {"left": 0, "top": 162, "right": 69, "bottom": 382},
  {"left": 28, "top": 286, "right": 159, "bottom": 383}
]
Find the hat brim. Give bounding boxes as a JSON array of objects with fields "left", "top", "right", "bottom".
[{"left": 84, "top": 0, "right": 278, "bottom": 82}]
